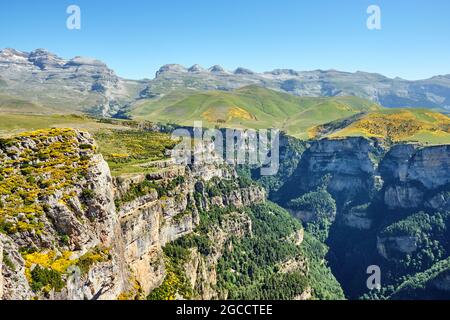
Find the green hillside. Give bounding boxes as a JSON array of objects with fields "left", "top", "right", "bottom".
[
  {"left": 0, "top": 113, "right": 130, "bottom": 137},
  {"left": 3, "top": 85, "right": 450, "bottom": 144},
  {"left": 0, "top": 95, "right": 54, "bottom": 114},
  {"left": 131, "top": 85, "right": 380, "bottom": 138},
  {"left": 312, "top": 108, "right": 450, "bottom": 144}
]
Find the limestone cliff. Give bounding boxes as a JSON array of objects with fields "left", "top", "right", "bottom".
[
  {"left": 380, "top": 144, "right": 450, "bottom": 210},
  {"left": 271, "top": 137, "right": 449, "bottom": 262},
  {"left": 0, "top": 129, "right": 266, "bottom": 300},
  {"left": 279, "top": 137, "right": 450, "bottom": 222},
  {"left": 276, "top": 137, "right": 384, "bottom": 207},
  {"left": 0, "top": 129, "right": 129, "bottom": 299},
  {"left": 116, "top": 159, "right": 266, "bottom": 298},
  {"left": 270, "top": 136, "right": 450, "bottom": 299}
]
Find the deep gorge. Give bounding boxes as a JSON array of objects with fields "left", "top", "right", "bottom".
[{"left": 1, "top": 129, "right": 450, "bottom": 300}]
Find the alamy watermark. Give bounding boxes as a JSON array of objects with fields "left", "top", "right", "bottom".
[
  {"left": 171, "top": 122, "right": 280, "bottom": 176},
  {"left": 66, "top": 5, "right": 81, "bottom": 30},
  {"left": 366, "top": 265, "right": 382, "bottom": 290},
  {"left": 367, "top": 5, "right": 381, "bottom": 30}
]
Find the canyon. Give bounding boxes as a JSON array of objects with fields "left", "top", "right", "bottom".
[
  {"left": 0, "top": 128, "right": 322, "bottom": 300},
  {"left": 1, "top": 127, "right": 450, "bottom": 299}
]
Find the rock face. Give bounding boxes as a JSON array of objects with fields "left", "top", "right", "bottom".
[
  {"left": 275, "top": 136, "right": 450, "bottom": 283},
  {"left": 383, "top": 184, "right": 424, "bottom": 210},
  {"left": 0, "top": 129, "right": 266, "bottom": 300},
  {"left": 382, "top": 144, "right": 450, "bottom": 189},
  {"left": 408, "top": 146, "right": 450, "bottom": 189},
  {"left": 281, "top": 137, "right": 450, "bottom": 213},
  {"left": 257, "top": 134, "right": 450, "bottom": 298},
  {"left": 342, "top": 207, "right": 372, "bottom": 230},
  {"left": 273, "top": 136, "right": 450, "bottom": 271},
  {"left": 182, "top": 210, "right": 253, "bottom": 299},
  {"left": 281, "top": 137, "right": 383, "bottom": 204},
  {"left": 0, "top": 129, "right": 129, "bottom": 300},
  {"left": 0, "top": 234, "right": 32, "bottom": 300},
  {"left": 380, "top": 145, "right": 450, "bottom": 209},
  {"left": 116, "top": 162, "right": 265, "bottom": 297},
  {"left": 0, "top": 48, "right": 143, "bottom": 116}
]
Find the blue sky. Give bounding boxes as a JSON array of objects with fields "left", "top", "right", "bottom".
[{"left": 0, "top": 0, "right": 449, "bottom": 80}]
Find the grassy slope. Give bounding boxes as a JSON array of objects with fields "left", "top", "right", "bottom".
[
  {"left": 321, "top": 108, "right": 450, "bottom": 144},
  {"left": 0, "top": 95, "right": 55, "bottom": 114},
  {"left": 0, "top": 113, "right": 131, "bottom": 137},
  {"left": 131, "top": 86, "right": 380, "bottom": 138},
  {"left": 3, "top": 85, "right": 450, "bottom": 145},
  {"left": 93, "top": 129, "right": 177, "bottom": 176}
]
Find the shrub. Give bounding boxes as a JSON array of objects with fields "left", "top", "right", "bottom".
[
  {"left": 60, "top": 234, "right": 70, "bottom": 246},
  {"left": 79, "top": 144, "right": 93, "bottom": 150},
  {"left": 76, "top": 248, "right": 110, "bottom": 275},
  {"left": 3, "top": 253, "right": 16, "bottom": 271},
  {"left": 30, "top": 265, "right": 65, "bottom": 292},
  {"left": 81, "top": 188, "right": 95, "bottom": 200}
]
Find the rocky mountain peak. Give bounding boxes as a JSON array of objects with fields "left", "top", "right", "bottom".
[
  {"left": 0, "top": 48, "right": 29, "bottom": 65},
  {"left": 155, "top": 64, "right": 188, "bottom": 77},
  {"left": 29, "top": 48, "right": 53, "bottom": 55},
  {"left": 429, "top": 74, "right": 450, "bottom": 81},
  {"left": 267, "top": 69, "right": 300, "bottom": 76},
  {"left": 208, "top": 65, "right": 226, "bottom": 73},
  {"left": 188, "top": 64, "right": 205, "bottom": 73},
  {"left": 28, "top": 49, "right": 66, "bottom": 70},
  {"left": 234, "top": 67, "right": 255, "bottom": 75},
  {"left": 0, "top": 48, "right": 28, "bottom": 58},
  {"left": 65, "top": 56, "right": 107, "bottom": 68}
]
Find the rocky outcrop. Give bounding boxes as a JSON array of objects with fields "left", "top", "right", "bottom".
[
  {"left": 262, "top": 135, "right": 450, "bottom": 298},
  {"left": 0, "top": 129, "right": 129, "bottom": 300},
  {"left": 379, "top": 144, "right": 418, "bottom": 182},
  {"left": 384, "top": 184, "right": 424, "bottom": 210},
  {"left": 294, "top": 288, "right": 312, "bottom": 300},
  {"left": 118, "top": 186, "right": 196, "bottom": 294},
  {"left": 280, "top": 138, "right": 450, "bottom": 213},
  {"left": 209, "top": 186, "right": 266, "bottom": 208},
  {"left": 426, "top": 192, "right": 450, "bottom": 211},
  {"left": 0, "top": 234, "right": 32, "bottom": 300}
]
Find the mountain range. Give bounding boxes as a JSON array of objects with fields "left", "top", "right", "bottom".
[
  {"left": 0, "top": 48, "right": 143, "bottom": 116},
  {"left": 1, "top": 48, "right": 450, "bottom": 119},
  {"left": 149, "top": 63, "right": 450, "bottom": 111}
]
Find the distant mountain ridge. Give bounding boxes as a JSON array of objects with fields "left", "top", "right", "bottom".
[
  {"left": 1, "top": 48, "right": 450, "bottom": 117},
  {"left": 0, "top": 48, "right": 144, "bottom": 116},
  {"left": 151, "top": 63, "right": 450, "bottom": 110}
]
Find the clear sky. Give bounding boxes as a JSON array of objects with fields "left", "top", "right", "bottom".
[{"left": 0, "top": 0, "right": 449, "bottom": 80}]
